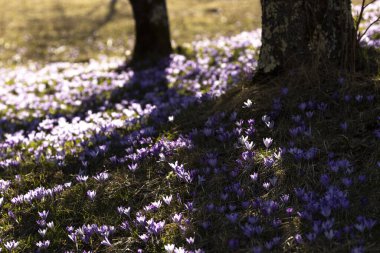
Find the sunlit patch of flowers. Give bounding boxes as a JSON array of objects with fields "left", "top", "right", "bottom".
[
  {"left": 0, "top": 28, "right": 261, "bottom": 253},
  {"left": 0, "top": 31, "right": 261, "bottom": 170}
]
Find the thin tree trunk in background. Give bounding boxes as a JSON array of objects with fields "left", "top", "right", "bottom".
[
  {"left": 258, "top": 0, "right": 358, "bottom": 74},
  {"left": 106, "top": 0, "right": 117, "bottom": 20},
  {"left": 129, "top": 0, "right": 172, "bottom": 65}
]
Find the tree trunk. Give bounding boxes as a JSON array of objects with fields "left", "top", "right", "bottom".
[
  {"left": 258, "top": 0, "right": 358, "bottom": 74},
  {"left": 129, "top": 0, "right": 172, "bottom": 65}
]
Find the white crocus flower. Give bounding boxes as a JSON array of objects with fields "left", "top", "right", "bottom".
[
  {"left": 242, "top": 99, "right": 253, "bottom": 108},
  {"left": 263, "top": 138, "right": 273, "bottom": 148}
]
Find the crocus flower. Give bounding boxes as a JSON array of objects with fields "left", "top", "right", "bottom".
[
  {"left": 250, "top": 173, "right": 258, "bottom": 182},
  {"left": 172, "top": 213, "right": 182, "bottom": 223},
  {"left": 262, "top": 115, "right": 270, "bottom": 123},
  {"left": 128, "top": 163, "right": 138, "bottom": 172},
  {"left": 294, "top": 234, "right": 303, "bottom": 244},
  {"left": 76, "top": 175, "right": 88, "bottom": 183},
  {"left": 38, "top": 210, "right": 49, "bottom": 220},
  {"left": 243, "top": 99, "right": 253, "bottom": 108},
  {"left": 340, "top": 122, "right": 348, "bottom": 131},
  {"left": 4, "top": 240, "right": 19, "bottom": 251},
  {"left": 47, "top": 222, "right": 55, "bottom": 229},
  {"left": 36, "top": 240, "right": 50, "bottom": 249},
  {"left": 164, "top": 244, "right": 175, "bottom": 253},
  {"left": 186, "top": 237, "right": 195, "bottom": 244},
  {"left": 117, "top": 206, "right": 131, "bottom": 216},
  {"left": 93, "top": 171, "right": 110, "bottom": 182},
  {"left": 101, "top": 237, "right": 112, "bottom": 247},
  {"left": 38, "top": 228, "right": 47, "bottom": 237},
  {"left": 174, "top": 247, "right": 186, "bottom": 253},
  {"left": 139, "top": 234, "right": 149, "bottom": 242},
  {"left": 163, "top": 195, "right": 173, "bottom": 205},
  {"left": 263, "top": 138, "right": 273, "bottom": 148},
  {"left": 87, "top": 190, "right": 97, "bottom": 201},
  {"left": 265, "top": 121, "right": 274, "bottom": 129}
]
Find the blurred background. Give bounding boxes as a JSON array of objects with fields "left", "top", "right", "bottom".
[{"left": 0, "top": 0, "right": 261, "bottom": 66}]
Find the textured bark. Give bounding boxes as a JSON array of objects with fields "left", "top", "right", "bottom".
[
  {"left": 129, "top": 0, "right": 172, "bottom": 64},
  {"left": 258, "top": 0, "right": 357, "bottom": 73}
]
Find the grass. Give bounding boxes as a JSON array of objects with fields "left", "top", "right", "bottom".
[
  {"left": 155, "top": 67, "right": 380, "bottom": 251},
  {"left": 0, "top": 0, "right": 366, "bottom": 66},
  {"left": 0, "top": 0, "right": 378, "bottom": 252},
  {"left": 1, "top": 62, "right": 379, "bottom": 252},
  {"left": 0, "top": 0, "right": 261, "bottom": 66}
]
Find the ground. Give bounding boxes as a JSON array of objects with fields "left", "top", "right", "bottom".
[
  {"left": 0, "top": 1, "right": 379, "bottom": 253},
  {"left": 0, "top": 0, "right": 261, "bottom": 66}
]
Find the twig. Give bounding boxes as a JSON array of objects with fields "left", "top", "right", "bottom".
[
  {"left": 355, "top": 0, "right": 366, "bottom": 36},
  {"left": 356, "top": 0, "right": 380, "bottom": 42},
  {"left": 358, "top": 16, "right": 380, "bottom": 42}
]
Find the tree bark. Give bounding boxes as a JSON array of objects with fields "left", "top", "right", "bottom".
[
  {"left": 258, "top": 0, "right": 358, "bottom": 74},
  {"left": 129, "top": 0, "right": 172, "bottom": 65}
]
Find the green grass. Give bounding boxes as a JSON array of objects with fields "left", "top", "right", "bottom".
[{"left": 0, "top": 0, "right": 261, "bottom": 66}]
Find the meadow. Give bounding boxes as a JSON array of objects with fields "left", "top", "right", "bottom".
[
  {"left": 0, "top": 0, "right": 261, "bottom": 66},
  {"left": 0, "top": 1, "right": 379, "bottom": 252}
]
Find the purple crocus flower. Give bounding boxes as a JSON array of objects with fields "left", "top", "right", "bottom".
[
  {"left": 226, "top": 213, "right": 239, "bottom": 223},
  {"left": 38, "top": 210, "right": 49, "bottom": 220},
  {"left": 294, "top": 234, "right": 303, "bottom": 244},
  {"left": 139, "top": 233, "right": 149, "bottom": 242}
]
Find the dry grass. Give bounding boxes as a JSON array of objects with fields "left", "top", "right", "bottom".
[{"left": 0, "top": 0, "right": 261, "bottom": 66}]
